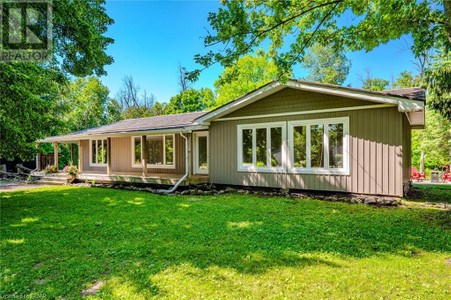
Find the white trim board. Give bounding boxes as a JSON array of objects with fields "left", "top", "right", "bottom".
[{"left": 216, "top": 104, "right": 395, "bottom": 122}]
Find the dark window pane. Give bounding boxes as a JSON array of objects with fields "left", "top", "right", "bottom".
[
  {"left": 97, "top": 139, "right": 103, "bottom": 164},
  {"left": 242, "top": 129, "right": 253, "bottom": 165},
  {"left": 311, "top": 125, "right": 324, "bottom": 168},
  {"left": 293, "top": 126, "right": 307, "bottom": 167},
  {"left": 256, "top": 128, "right": 267, "bottom": 167},
  {"left": 134, "top": 137, "right": 141, "bottom": 164},
  {"left": 329, "top": 123, "right": 344, "bottom": 168},
  {"left": 270, "top": 127, "right": 282, "bottom": 167},
  {"left": 165, "top": 136, "right": 174, "bottom": 165},
  {"left": 148, "top": 137, "right": 163, "bottom": 165},
  {"left": 198, "top": 136, "right": 207, "bottom": 169}
]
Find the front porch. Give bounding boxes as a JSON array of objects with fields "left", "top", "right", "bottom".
[{"left": 33, "top": 171, "right": 209, "bottom": 186}]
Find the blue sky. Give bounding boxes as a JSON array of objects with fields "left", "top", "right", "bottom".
[{"left": 102, "top": 0, "right": 420, "bottom": 103}]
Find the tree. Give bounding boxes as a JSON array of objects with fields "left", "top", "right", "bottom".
[
  {"left": 116, "top": 76, "right": 158, "bottom": 119},
  {"left": 0, "top": 63, "right": 66, "bottom": 160},
  {"left": 426, "top": 48, "right": 451, "bottom": 119},
  {"left": 412, "top": 109, "right": 451, "bottom": 169},
  {"left": 177, "top": 63, "right": 192, "bottom": 92},
  {"left": 64, "top": 77, "right": 114, "bottom": 132},
  {"left": 301, "top": 44, "right": 351, "bottom": 85},
  {"left": 189, "top": 1, "right": 449, "bottom": 82},
  {"left": 166, "top": 89, "right": 215, "bottom": 114},
  {"left": 358, "top": 68, "right": 389, "bottom": 91},
  {"left": 214, "top": 54, "right": 278, "bottom": 106},
  {"left": 391, "top": 71, "right": 421, "bottom": 89},
  {"left": 1, "top": 1, "right": 114, "bottom": 160}
]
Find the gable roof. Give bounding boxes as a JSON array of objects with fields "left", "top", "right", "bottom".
[
  {"left": 195, "top": 79, "right": 425, "bottom": 124},
  {"left": 40, "top": 111, "right": 209, "bottom": 142}
]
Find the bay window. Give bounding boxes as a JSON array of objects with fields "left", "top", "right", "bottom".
[
  {"left": 237, "top": 122, "right": 286, "bottom": 172},
  {"left": 132, "top": 134, "right": 175, "bottom": 169},
  {"left": 90, "top": 139, "right": 107, "bottom": 166}
]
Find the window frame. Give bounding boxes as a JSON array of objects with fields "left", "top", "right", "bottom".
[
  {"left": 288, "top": 117, "right": 349, "bottom": 175},
  {"left": 193, "top": 131, "right": 209, "bottom": 175},
  {"left": 131, "top": 134, "right": 176, "bottom": 169},
  {"left": 237, "top": 122, "right": 286, "bottom": 173},
  {"left": 89, "top": 138, "right": 108, "bottom": 167}
]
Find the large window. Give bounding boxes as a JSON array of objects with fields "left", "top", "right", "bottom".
[
  {"left": 132, "top": 134, "right": 175, "bottom": 169},
  {"left": 90, "top": 139, "right": 107, "bottom": 166},
  {"left": 237, "top": 122, "right": 286, "bottom": 172},
  {"left": 288, "top": 117, "right": 349, "bottom": 174}
]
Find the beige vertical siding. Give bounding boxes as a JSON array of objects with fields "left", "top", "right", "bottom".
[
  {"left": 210, "top": 104, "right": 408, "bottom": 197},
  {"left": 81, "top": 140, "right": 107, "bottom": 172},
  {"left": 81, "top": 134, "right": 186, "bottom": 175},
  {"left": 402, "top": 115, "right": 412, "bottom": 185}
]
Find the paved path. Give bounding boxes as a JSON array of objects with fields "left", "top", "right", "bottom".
[{"left": 0, "top": 182, "right": 51, "bottom": 192}]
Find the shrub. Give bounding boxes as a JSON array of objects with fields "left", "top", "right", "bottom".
[
  {"left": 43, "top": 165, "right": 58, "bottom": 174},
  {"left": 62, "top": 165, "right": 78, "bottom": 175}
]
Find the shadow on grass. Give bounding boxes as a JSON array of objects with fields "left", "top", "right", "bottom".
[{"left": 1, "top": 187, "right": 450, "bottom": 297}]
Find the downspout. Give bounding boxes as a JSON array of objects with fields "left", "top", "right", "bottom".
[{"left": 157, "top": 130, "right": 190, "bottom": 193}]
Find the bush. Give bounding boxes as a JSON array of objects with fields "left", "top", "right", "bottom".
[
  {"left": 62, "top": 165, "right": 78, "bottom": 175},
  {"left": 43, "top": 165, "right": 58, "bottom": 174}
]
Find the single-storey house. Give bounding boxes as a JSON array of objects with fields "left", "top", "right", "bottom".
[{"left": 36, "top": 80, "right": 425, "bottom": 197}]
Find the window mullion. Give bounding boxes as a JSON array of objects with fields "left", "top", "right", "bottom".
[{"left": 306, "top": 125, "right": 311, "bottom": 169}]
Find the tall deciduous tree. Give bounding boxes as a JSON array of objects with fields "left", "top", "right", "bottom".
[
  {"left": 426, "top": 48, "right": 451, "bottom": 119},
  {"left": 301, "top": 44, "right": 351, "bottom": 85},
  {"left": 1, "top": 0, "right": 114, "bottom": 160},
  {"left": 391, "top": 71, "right": 421, "bottom": 89},
  {"left": 64, "top": 77, "right": 115, "bottom": 132},
  {"left": 358, "top": 69, "right": 389, "bottom": 91},
  {"left": 0, "top": 63, "right": 66, "bottom": 160},
  {"left": 190, "top": 0, "right": 449, "bottom": 82},
  {"left": 214, "top": 54, "right": 278, "bottom": 106}
]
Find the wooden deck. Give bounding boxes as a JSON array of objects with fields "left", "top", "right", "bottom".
[{"left": 33, "top": 171, "right": 209, "bottom": 186}]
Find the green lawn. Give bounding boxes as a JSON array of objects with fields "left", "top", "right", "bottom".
[
  {"left": 1, "top": 187, "right": 450, "bottom": 299},
  {"left": 410, "top": 183, "right": 451, "bottom": 203}
]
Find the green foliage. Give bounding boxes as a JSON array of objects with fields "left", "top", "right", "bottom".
[
  {"left": 1, "top": 1, "right": 114, "bottom": 161},
  {"left": 391, "top": 71, "right": 421, "bottom": 89},
  {"left": 412, "top": 109, "right": 451, "bottom": 170},
  {"left": 214, "top": 54, "right": 278, "bottom": 106},
  {"left": 301, "top": 44, "right": 351, "bottom": 85},
  {"left": 0, "top": 63, "right": 66, "bottom": 160},
  {"left": 362, "top": 78, "right": 390, "bottom": 91},
  {"left": 426, "top": 48, "right": 451, "bottom": 119},
  {"left": 166, "top": 88, "right": 215, "bottom": 114},
  {"left": 62, "top": 165, "right": 78, "bottom": 175},
  {"left": 63, "top": 77, "right": 114, "bottom": 132},
  {"left": 0, "top": 187, "right": 449, "bottom": 298},
  {"left": 190, "top": 0, "right": 448, "bottom": 81}
]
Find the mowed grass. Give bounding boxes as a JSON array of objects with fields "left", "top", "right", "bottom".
[
  {"left": 411, "top": 183, "right": 451, "bottom": 203},
  {"left": 1, "top": 187, "right": 450, "bottom": 299}
]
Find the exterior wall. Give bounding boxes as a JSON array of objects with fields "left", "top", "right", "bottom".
[
  {"left": 225, "top": 88, "right": 375, "bottom": 118},
  {"left": 81, "top": 140, "right": 107, "bottom": 172},
  {"left": 81, "top": 134, "right": 186, "bottom": 175},
  {"left": 402, "top": 114, "right": 412, "bottom": 186},
  {"left": 209, "top": 89, "right": 409, "bottom": 196}
]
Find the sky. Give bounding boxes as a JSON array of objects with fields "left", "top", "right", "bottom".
[{"left": 102, "top": 0, "right": 420, "bottom": 104}]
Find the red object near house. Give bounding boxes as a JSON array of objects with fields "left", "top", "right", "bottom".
[
  {"left": 441, "top": 165, "right": 451, "bottom": 182},
  {"left": 411, "top": 167, "right": 426, "bottom": 182}
]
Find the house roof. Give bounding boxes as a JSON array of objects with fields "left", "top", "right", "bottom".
[
  {"left": 195, "top": 79, "right": 426, "bottom": 124},
  {"left": 39, "top": 79, "right": 425, "bottom": 143},
  {"left": 40, "top": 111, "right": 209, "bottom": 142}
]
